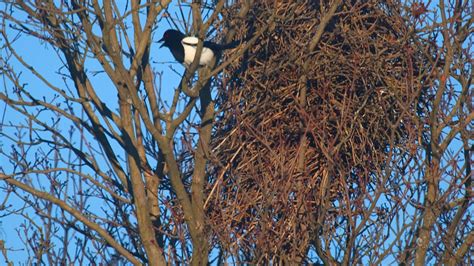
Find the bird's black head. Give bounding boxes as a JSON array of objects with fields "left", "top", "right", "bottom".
[{"left": 158, "top": 29, "right": 185, "bottom": 48}]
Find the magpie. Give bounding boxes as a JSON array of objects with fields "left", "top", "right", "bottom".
[{"left": 158, "top": 29, "right": 238, "bottom": 67}]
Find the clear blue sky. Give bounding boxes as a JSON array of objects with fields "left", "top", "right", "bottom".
[{"left": 0, "top": 2, "right": 189, "bottom": 263}]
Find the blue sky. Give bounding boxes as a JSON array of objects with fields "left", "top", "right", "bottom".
[{"left": 0, "top": 2, "right": 187, "bottom": 263}]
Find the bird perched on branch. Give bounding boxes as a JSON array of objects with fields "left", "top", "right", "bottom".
[{"left": 158, "top": 29, "right": 239, "bottom": 67}]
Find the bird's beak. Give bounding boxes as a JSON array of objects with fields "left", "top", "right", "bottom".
[{"left": 157, "top": 38, "right": 165, "bottom": 48}]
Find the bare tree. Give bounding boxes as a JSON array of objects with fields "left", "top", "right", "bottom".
[
  {"left": 0, "top": 0, "right": 257, "bottom": 265},
  {"left": 0, "top": 0, "right": 472, "bottom": 265}
]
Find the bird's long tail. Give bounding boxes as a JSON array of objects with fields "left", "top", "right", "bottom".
[{"left": 205, "top": 32, "right": 254, "bottom": 51}]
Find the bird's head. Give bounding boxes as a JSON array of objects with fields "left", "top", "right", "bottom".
[{"left": 158, "top": 29, "right": 185, "bottom": 48}]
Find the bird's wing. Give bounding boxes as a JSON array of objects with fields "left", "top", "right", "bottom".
[{"left": 182, "top": 36, "right": 199, "bottom": 46}]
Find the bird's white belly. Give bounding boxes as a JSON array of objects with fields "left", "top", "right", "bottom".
[{"left": 183, "top": 45, "right": 215, "bottom": 67}]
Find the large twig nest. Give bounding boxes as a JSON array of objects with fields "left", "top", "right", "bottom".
[{"left": 207, "top": 0, "right": 432, "bottom": 260}]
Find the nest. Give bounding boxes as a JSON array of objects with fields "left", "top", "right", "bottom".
[{"left": 207, "top": 0, "right": 431, "bottom": 261}]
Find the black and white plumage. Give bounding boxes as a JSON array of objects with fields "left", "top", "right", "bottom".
[{"left": 158, "top": 29, "right": 237, "bottom": 67}]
